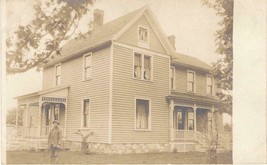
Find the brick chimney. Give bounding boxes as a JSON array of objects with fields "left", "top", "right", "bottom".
[
  {"left": 93, "top": 9, "right": 104, "bottom": 28},
  {"left": 167, "top": 35, "right": 176, "bottom": 51}
]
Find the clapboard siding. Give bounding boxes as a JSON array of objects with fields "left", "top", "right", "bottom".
[
  {"left": 173, "top": 67, "right": 219, "bottom": 96},
  {"left": 118, "top": 15, "right": 166, "bottom": 54},
  {"left": 43, "top": 66, "right": 54, "bottom": 89},
  {"left": 42, "top": 47, "right": 110, "bottom": 143},
  {"left": 112, "top": 45, "right": 170, "bottom": 143}
]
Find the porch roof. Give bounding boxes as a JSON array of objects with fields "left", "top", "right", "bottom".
[
  {"left": 166, "top": 91, "right": 222, "bottom": 106},
  {"left": 15, "top": 85, "right": 70, "bottom": 99}
]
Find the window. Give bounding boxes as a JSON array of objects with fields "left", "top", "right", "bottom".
[
  {"left": 134, "top": 52, "right": 152, "bottom": 81},
  {"left": 134, "top": 53, "right": 142, "bottom": 79},
  {"left": 136, "top": 99, "right": 150, "bottom": 130},
  {"left": 170, "top": 67, "right": 175, "bottom": 90},
  {"left": 84, "top": 53, "right": 92, "bottom": 80},
  {"left": 207, "top": 75, "right": 213, "bottom": 95},
  {"left": 138, "top": 26, "right": 149, "bottom": 48},
  {"left": 187, "top": 71, "right": 195, "bottom": 92},
  {"left": 188, "top": 111, "right": 194, "bottom": 130},
  {"left": 82, "top": 99, "right": 90, "bottom": 128},
  {"left": 55, "top": 64, "right": 61, "bottom": 86},
  {"left": 144, "top": 56, "right": 151, "bottom": 80}
]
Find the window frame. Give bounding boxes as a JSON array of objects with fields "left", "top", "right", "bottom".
[
  {"left": 187, "top": 70, "right": 196, "bottom": 93},
  {"left": 137, "top": 25, "right": 149, "bottom": 48},
  {"left": 133, "top": 51, "right": 153, "bottom": 81},
  {"left": 206, "top": 75, "right": 214, "bottom": 96},
  {"left": 170, "top": 66, "right": 176, "bottom": 90},
  {"left": 83, "top": 52, "right": 93, "bottom": 81},
  {"left": 134, "top": 97, "right": 151, "bottom": 131},
  {"left": 55, "top": 63, "right": 61, "bottom": 86},
  {"left": 81, "top": 98, "right": 91, "bottom": 129}
]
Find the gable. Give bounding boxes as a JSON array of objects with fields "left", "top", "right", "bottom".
[{"left": 117, "top": 15, "right": 167, "bottom": 54}]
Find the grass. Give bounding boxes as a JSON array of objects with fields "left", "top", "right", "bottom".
[{"left": 6, "top": 150, "right": 232, "bottom": 164}]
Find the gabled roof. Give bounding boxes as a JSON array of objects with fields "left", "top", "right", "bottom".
[
  {"left": 172, "top": 53, "right": 211, "bottom": 71},
  {"left": 43, "top": 6, "right": 147, "bottom": 67},
  {"left": 43, "top": 5, "right": 211, "bottom": 72}
]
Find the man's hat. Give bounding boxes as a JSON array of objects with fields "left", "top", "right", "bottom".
[{"left": 53, "top": 120, "right": 60, "bottom": 125}]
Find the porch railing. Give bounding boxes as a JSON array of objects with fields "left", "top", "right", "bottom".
[{"left": 174, "top": 130, "right": 196, "bottom": 140}]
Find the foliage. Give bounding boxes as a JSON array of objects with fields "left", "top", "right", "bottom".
[
  {"left": 6, "top": 0, "right": 94, "bottom": 74},
  {"left": 203, "top": 0, "right": 233, "bottom": 115},
  {"left": 197, "top": 112, "right": 219, "bottom": 163},
  {"left": 6, "top": 107, "right": 23, "bottom": 126},
  {"left": 74, "top": 129, "right": 94, "bottom": 155}
]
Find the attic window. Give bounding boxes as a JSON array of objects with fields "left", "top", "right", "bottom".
[{"left": 138, "top": 26, "right": 149, "bottom": 48}]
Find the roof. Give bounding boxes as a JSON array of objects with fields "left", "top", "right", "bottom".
[
  {"left": 166, "top": 91, "right": 221, "bottom": 106},
  {"left": 43, "top": 5, "right": 211, "bottom": 71},
  {"left": 15, "top": 85, "right": 70, "bottom": 99},
  {"left": 172, "top": 53, "right": 212, "bottom": 71},
  {"left": 43, "top": 6, "right": 147, "bottom": 67}
]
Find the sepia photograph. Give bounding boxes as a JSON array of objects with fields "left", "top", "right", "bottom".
[{"left": 2, "top": 0, "right": 264, "bottom": 164}]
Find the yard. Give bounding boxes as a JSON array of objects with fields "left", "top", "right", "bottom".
[{"left": 6, "top": 150, "right": 232, "bottom": 164}]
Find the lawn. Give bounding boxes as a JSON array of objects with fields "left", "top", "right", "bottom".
[{"left": 6, "top": 150, "right": 232, "bottom": 164}]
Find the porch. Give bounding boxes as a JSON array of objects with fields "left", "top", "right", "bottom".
[
  {"left": 15, "top": 85, "right": 69, "bottom": 139},
  {"left": 166, "top": 93, "right": 231, "bottom": 152}
]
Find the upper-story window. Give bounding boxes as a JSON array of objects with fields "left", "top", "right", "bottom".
[
  {"left": 138, "top": 26, "right": 149, "bottom": 48},
  {"left": 134, "top": 52, "right": 152, "bottom": 81},
  {"left": 83, "top": 53, "right": 92, "bottom": 80},
  {"left": 170, "top": 67, "right": 175, "bottom": 90},
  {"left": 82, "top": 99, "right": 90, "bottom": 128},
  {"left": 206, "top": 75, "right": 213, "bottom": 95},
  {"left": 187, "top": 71, "right": 195, "bottom": 93},
  {"left": 55, "top": 64, "right": 61, "bottom": 86}
]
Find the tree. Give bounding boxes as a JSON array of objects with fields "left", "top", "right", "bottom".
[
  {"left": 203, "top": 0, "right": 233, "bottom": 115},
  {"left": 6, "top": 107, "right": 23, "bottom": 126},
  {"left": 6, "top": 0, "right": 94, "bottom": 74}
]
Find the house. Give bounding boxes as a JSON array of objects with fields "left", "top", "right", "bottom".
[{"left": 14, "top": 6, "right": 231, "bottom": 153}]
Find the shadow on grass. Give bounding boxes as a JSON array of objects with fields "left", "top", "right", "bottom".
[{"left": 6, "top": 150, "right": 232, "bottom": 164}]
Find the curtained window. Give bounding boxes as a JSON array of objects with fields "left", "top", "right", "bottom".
[{"left": 136, "top": 99, "right": 150, "bottom": 129}]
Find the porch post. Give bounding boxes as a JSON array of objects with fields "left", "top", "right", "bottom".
[
  {"left": 193, "top": 103, "right": 197, "bottom": 140},
  {"left": 169, "top": 99, "right": 174, "bottom": 141},
  {"left": 16, "top": 105, "right": 19, "bottom": 127},
  {"left": 37, "top": 98, "right": 42, "bottom": 137},
  {"left": 211, "top": 106, "right": 215, "bottom": 132}
]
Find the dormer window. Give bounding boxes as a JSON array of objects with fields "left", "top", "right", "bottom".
[
  {"left": 138, "top": 26, "right": 149, "bottom": 48},
  {"left": 55, "top": 64, "right": 61, "bottom": 86}
]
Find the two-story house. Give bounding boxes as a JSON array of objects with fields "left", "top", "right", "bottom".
[{"left": 14, "top": 6, "right": 229, "bottom": 153}]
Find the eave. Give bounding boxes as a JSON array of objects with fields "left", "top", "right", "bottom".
[
  {"left": 171, "top": 61, "right": 211, "bottom": 73},
  {"left": 166, "top": 91, "right": 222, "bottom": 106},
  {"left": 41, "top": 40, "right": 112, "bottom": 69}
]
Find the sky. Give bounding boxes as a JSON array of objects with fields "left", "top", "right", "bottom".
[{"left": 5, "top": 0, "right": 227, "bottom": 120}]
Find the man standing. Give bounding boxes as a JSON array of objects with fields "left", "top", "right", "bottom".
[{"left": 48, "top": 120, "right": 62, "bottom": 160}]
